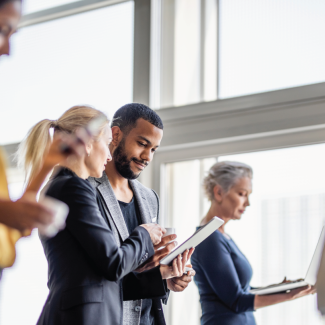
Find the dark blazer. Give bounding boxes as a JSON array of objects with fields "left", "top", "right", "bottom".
[
  {"left": 89, "top": 173, "right": 169, "bottom": 325},
  {"left": 37, "top": 167, "right": 156, "bottom": 325}
]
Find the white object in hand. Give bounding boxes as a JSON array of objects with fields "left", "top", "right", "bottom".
[{"left": 38, "top": 196, "right": 69, "bottom": 237}]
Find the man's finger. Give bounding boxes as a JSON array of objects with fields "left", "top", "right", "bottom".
[
  {"left": 171, "top": 278, "right": 188, "bottom": 289},
  {"left": 175, "top": 275, "right": 192, "bottom": 283},
  {"left": 181, "top": 250, "right": 189, "bottom": 271},
  {"left": 187, "top": 247, "right": 195, "bottom": 261},
  {"left": 154, "top": 235, "right": 177, "bottom": 249},
  {"left": 152, "top": 242, "right": 178, "bottom": 261}
]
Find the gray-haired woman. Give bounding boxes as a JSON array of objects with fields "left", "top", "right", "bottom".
[{"left": 191, "top": 161, "right": 315, "bottom": 325}]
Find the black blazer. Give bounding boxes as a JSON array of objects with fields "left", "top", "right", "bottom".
[
  {"left": 37, "top": 168, "right": 156, "bottom": 325},
  {"left": 96, "top": 186, "right": 169, "bottom": 325}
]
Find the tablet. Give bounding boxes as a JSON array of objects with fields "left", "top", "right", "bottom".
[{"left": 160, "top": 217, "right": 224, "bottom": 265}]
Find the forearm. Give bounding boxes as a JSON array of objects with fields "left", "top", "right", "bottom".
[{"left": 254, "top": 293, "right": 289, "bottom": 309}]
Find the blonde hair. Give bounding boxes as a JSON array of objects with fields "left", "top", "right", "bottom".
[
  {"left": 203, "top": 161, "right": 253, "bottom": 201},
  {"left": 17, "top": 105, "right": 109, "bottom": 185}
]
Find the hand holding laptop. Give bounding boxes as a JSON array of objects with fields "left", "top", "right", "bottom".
[{"left": 251, "top": 227, "right": 325, "bottom": 296}]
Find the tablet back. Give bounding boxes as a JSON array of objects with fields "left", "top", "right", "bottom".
[{"left": 160, "top": 216, "right": 224, "bottom": 265}]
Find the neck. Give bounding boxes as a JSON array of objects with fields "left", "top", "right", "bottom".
[
  {"left": 200, "top": 200, "right": 232, "bottom": 234},
  {"left": 105, "top": 159, "right": 130, "bottom": 191},
  {"left": 61, "top": 158, "right": 89, "bottom": 180}
]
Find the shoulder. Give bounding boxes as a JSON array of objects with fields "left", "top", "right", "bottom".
[
  {"left": 46, "top": 175, "right": 96, "bottom": 201},
  {"left": 195, "top": 230, "right": 231, "bottom": 255},
  {"left": 88, "top": 172, "right": 106, "bottom": 189}
]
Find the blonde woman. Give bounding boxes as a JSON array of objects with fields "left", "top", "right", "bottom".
[
  {"left": 192, "top": 161, "right": 315, "bottom": 325},
  {"left": 19, "top": 106, "right": 188, "bottom": 325}
]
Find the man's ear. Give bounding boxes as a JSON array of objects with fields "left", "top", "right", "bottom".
[
  {"left": 213, "top": 185, "right": 223, "bottom": 204},
  {"left": 111, "top": 126, "right": 123, "bottom": 146}
]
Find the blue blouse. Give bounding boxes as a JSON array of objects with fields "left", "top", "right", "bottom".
[{"left": 192, "top": 228, "right": 256, "bottom": 325}]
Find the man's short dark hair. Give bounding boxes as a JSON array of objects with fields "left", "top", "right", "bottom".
[{"left": 112, "top": 103, "right": 163, "bottom": 134}]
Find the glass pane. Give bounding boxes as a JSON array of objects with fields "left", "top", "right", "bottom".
[
  {"left": 0, "top": 2, "right": 134, "bottom": 145},
  {"left": 165, "top": 144, "right": 325, "bottom": 325},
  {"left": 164, "top": 158, "right": 217, "bottom": 325},
  {"left": 151, "top": 0, "right": 217, "bottom": 109},
  {"left": 23, "top": 0, "right": 82, "bottom": 15},
  {"left": 219, "top": 0, "right": 325, "bottom": 98},
  {"left": 173, "top": 0, "right": 201, "bottom": 107}
]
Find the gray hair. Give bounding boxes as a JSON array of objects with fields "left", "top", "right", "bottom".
[{"left": 203, "top": 161, "right": 253, "bottom": 201}]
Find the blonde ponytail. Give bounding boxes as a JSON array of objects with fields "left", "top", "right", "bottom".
[
  {"left": 17, "top": 119, "right": 54, "bottom": 186},
  {"left": 18, "top": 105, "right": 108, "bottom": 186}
]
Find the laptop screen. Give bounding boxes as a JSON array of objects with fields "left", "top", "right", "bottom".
[{"left": 305, "top": 227, "right": 325, "bottom": 285}]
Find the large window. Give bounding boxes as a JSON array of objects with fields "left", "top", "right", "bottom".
[
  {"left": 219, "top": 0, "right": 325, "bottom": 99},
  {"left": 0, "top": 1, "right": 134, "bottom": 145},
  {"left": 151, "top": 0, "right": 325, "bottom": 108},
  {"left": 164, "top": 143, "right": 325, "bottom": 325}
]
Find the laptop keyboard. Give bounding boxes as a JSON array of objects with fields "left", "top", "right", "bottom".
[{"left": 261, "top": 279, "right": 304, "bottom": 289}]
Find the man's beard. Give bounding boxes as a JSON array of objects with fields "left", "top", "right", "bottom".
[{"left": 113, "top": 138, "right": 147, "bottom": 180}]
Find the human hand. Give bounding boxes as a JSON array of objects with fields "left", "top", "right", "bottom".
[
  {"left": 0, "top": 196, "right": 54, "bottom": 232},
  {"left": 140, "top": 223, "right": 166, "bottom": 245},
  {"left": 135, "top": 234, "right": 178, "bottom": 273},
  {"left": 287, "top": 285, "right": 316, "bottom": 300},
  {"left": 43, "top": 132, "right": 88, "bottom": 170},
  {"left": 160, "top": 248, "right": 195, "bottom": 281},
  {"left": 264, "top": 277, "right": 303, "bottom": 288},
  {"left": 167, "top": 266, "right": 196, "bottom": 292}
]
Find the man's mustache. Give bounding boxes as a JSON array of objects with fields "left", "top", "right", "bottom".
[{"left": 131, "top": 158, "right": 148, "bottom": 167}]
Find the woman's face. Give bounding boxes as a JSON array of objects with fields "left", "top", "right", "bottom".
[
  {"left": 216, "top": 177, "right": 252, "bottom": 220},
  {"left": 86, "top": 125, "right": 112, "bottom": 178},
  {"left": 0, "top": 1, "right": 21, "bottom": 57}
]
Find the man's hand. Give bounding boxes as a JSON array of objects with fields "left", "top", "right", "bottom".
[
  {"left": 167, "top": 264, "right": 196, "bottom": 292},
  {"left": 139, "top": 223, "right": 166, "bottom": 245},
  {"left": 135, "top": 234, "right": 177, "bottom": 272}
]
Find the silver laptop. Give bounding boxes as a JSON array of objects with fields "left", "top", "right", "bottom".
[{"left": 250, "top": 227, "right": 325, "bottom": 295}]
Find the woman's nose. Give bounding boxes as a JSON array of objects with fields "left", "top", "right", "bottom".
[{"left": 107, "top": 151, "right": 112, "bottom": 161}]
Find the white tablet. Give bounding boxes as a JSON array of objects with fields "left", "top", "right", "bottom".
[{"left": 160, "top": 217, "right": 224, "bottom": 265}]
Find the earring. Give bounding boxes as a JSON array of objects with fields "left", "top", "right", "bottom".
[{"left": 88, "top": 153, "right": 90, "bottom": 157}]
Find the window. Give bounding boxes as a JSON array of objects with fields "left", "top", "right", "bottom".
[
  {"left": 164, "top": 144, "right": 325, "bottom": 325},
  {"left": 23, "top": 0, "right": 82, "bottom": 15},
  {"left": 151, "top": 0, "right": 217, "bottom": 109},
  {"left": 0, "top": 1, "right": 134, "bottom": 145},
  {"left": 219, "top": 0, "right": 325, "bottom": 98}
]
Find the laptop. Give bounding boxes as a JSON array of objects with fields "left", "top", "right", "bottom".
[{"left": 250, "top": 227, "right": 325, "bottom": 295}]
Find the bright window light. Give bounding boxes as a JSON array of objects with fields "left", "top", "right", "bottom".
[
  {"left": 219, "top": 0, "right": 325, "bottom": 98},
  {"left": 0, "top": 2, "right": 134, "bottom": 145}
]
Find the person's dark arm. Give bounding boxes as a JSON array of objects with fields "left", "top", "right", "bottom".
[
  {"left": 49, "top": 178, "right": 154, "bottom": 282},
  {"left": 123, "top": 266, "right": 168, "bottom": 301},
  {"left": 198, "top": 233, "right": 255, "bottom": 313}
]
